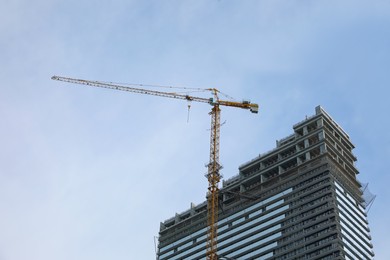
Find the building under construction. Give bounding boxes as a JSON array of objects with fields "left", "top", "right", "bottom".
[{"left": 157, "top": 106, "right": 374, "bottom": 260}]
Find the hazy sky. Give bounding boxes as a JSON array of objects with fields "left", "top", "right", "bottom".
[{"left": 1, "top": 0, "right": 389, "bottom": 259}]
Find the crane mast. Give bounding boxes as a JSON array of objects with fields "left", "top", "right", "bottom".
[
  {"left": 207, "top": 104, "right": 221, "bottom": 260},
  {"left": 52, "top": 75, "right": 258, "bottom": 259}
]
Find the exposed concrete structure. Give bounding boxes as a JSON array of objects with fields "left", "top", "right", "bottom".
[{"left": 157, "top": 106, "right": 374, "bottom": 260}]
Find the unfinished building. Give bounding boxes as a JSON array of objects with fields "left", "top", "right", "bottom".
[{"left": 157, "top": 106, "right": 374, "bottom": 260}]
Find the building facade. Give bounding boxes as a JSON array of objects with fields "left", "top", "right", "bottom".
[{"left": 157, "top": 106, "right": 374, "bottom": 260}]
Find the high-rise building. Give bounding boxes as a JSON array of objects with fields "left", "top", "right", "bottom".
[{"left": 157, "top": 106, "right": 374, "bottom": 260}]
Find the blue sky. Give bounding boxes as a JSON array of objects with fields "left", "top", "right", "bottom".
[{"left": 1, "top": 0, "right": 389, "bottom": 259}]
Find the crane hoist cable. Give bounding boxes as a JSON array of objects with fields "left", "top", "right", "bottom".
[{"left": 51, "top": 75, "right": 259, "bottom": 260}]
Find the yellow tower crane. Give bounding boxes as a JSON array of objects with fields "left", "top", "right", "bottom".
[{"left": 51, "top": 75, "right": 258, "bottom": 260}]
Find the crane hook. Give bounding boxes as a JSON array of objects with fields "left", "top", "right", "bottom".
[{"left": 187, "top": 101, "right": 192, "bottom": 123}]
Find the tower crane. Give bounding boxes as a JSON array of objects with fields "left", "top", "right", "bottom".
[{"left": 51, "top": 75, "right": 258, "bottom": 260}]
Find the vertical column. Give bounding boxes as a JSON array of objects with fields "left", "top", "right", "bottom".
[{"left": 206, "top": 105, "right": 221, "bottom": 260}]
